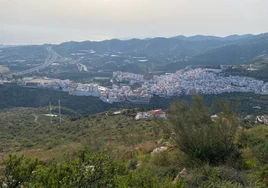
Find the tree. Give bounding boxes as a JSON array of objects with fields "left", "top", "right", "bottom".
[{"left": 167, "top": 95, "right": 239, "bottom": 165}]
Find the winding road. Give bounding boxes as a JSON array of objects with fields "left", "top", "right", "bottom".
[{"left": 13, "top": 47, "right": 60, "bottom": 76}]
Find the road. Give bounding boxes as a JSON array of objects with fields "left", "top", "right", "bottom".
[
  {"left": 13, "top": 47, "right": 60, "bottom": 76},
  {"left": 77, "top": 63, "right": 88, "bottom": 72}
]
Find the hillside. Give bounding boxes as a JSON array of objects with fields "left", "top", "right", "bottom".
[
  {"left": 54, "top": 33, "right": 268, "bottom": 72},
  {"left": 223, "top": 55, "right": 268, "bottom": 82},
  {"left": 154, "top": 33, "right": 268, "bottom": 71},
  {"left": 0, "top": 107, "right": 162, "bottom": 157},
  {"left": 0, "top": 97, "right": 268, "bottom": 187}
]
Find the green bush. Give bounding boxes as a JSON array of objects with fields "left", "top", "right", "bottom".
[
  {"left": 238, "top": 126, "right": 268, "bottom": 164},
  {"left": 0, "top": 154, "right": 40, "bottom": 188},
  {"left": 0, "top": 150, "right": 184, "bottom": 188},
  {"left": 185, "top": 165, "right": 245, "bottom": 188},
  {"left": 117, "top": 170, "right": 160, "bottom": 188},
  {"left": 253, "top": 141, "right": 268, "bottom": 164},
  {"left": 116, "top": 169, "right": 184, "bottom": 188},
  {"left": 200, "top": 179, "right": 243, "bottom": 188},
  {"left": 238, "top": 130, "right": 264, "bottom": 148},
  {"left": 167, "top": 95, "right": 239, "bottom": 165},
  {"left": 0, "top": 150, "right": 127, "bottom": 188},
  {"left": 258, "top": 164, "right": 268, "bottom": 186},
  {"left": 151, "top": 152, "right": 173, "bottom": 167}
]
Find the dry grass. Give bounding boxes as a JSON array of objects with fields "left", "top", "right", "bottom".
[
  {"left": 18, "top": 143, "right": 82, "bottom": 162},
  {"left": 135, "top": 141, "right": 158, "bottom": 154}
]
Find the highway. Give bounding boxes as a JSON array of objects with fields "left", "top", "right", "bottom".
[{"left": 13, "top": 47, "right": 60, "bottom": 76}]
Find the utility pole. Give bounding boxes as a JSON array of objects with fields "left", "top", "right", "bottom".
[
  {"left": 58, "top": 100, "right": 61, "bottom": 124},
  {"left": 49, "top": 101, "right": 52, "bottom": 123}
]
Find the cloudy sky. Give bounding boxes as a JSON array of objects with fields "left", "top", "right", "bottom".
[{"left": 0, "top": 0, "right": 268, "bottom": 44}]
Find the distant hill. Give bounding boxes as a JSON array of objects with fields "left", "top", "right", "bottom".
[
  {"left": 2, "top": 33, "right": 268, "bottom": 75},
  {"left": 53, "top": 33, "right": 267, "bottom": 71},
  {"left": 172, "top": 34, "right": 253, "bottom": 41},
  {"left": 191, "top": 33, "right": 268, "bottom": 64},
  {"left": 54, "top": 37, "right": 227, "bottom": 60},
  {"left": 154, "top": 33, "right": 268, "bottom": 71}
]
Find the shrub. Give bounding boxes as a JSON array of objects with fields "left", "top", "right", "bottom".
[
  {"left": 253, "top": 141, "right": 268, "bottom": 164},
  {"left": 200, "top": 179, "right": 243, "bottom": 188},
  {"left": 116, "top": 169, "right": 184, "bottom": 188},
  {"left": 259, "top": 164, "right": 268, "bottom": 186},
  {"left": 151, "top": 152, "right": 172, "bottom": 167},
  {"left": 0, "top": 150, "right": 127, "bottom": 188},
  {"left": 238, "top": 130, "right": 264, "bottom": 148},
  {"left": 0, "top": 154, "right": 39, "bottom": 188},
  {"left": 238, "top": 126, "right": 268, "bottom": 164},
  {"left": 118, "top": 170, "right": 160, "bottom": 188},
  {"left": 167, "top": 95, "right": 239, "bottom": 165},
  {"left": 185, "top": 165, "right": 245, "bottom": 188}
]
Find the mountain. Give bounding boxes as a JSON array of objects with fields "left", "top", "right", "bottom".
[
  {"left": 54, "top": 33, "right": 265, "bottom": 68},
  {"left": 172, "top": 34, "right": 253, "bottom": 41},
  {"left": 224, "top": 34, "right": 253, "bottom": 41},
  {"left": 154, "top": 33, "right": 268, "bottom": 71},
  {"left": 191, "top": 33, "right": 268, "bottom": 64},
  {"left": 172, "top": 35, "right": 223, "bottom": 41},
  {"left": 2, "top": 33, "right": 267, "bottom": 76},
  {"left": 55, "top": 36, "right": 229, "bottom": 57}
]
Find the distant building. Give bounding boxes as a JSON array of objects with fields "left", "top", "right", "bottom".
[
  {"left": 135, "top": 109, "right": 166, "bottom": 120},
  {"left": 69, "top": 83, "right": 100, "bottom": 96},
  {"left": 211, "top": 114, "right": 218, "bottom": 121},
  {"left": 148, "top": 109, "right": 166, "bottom": 119},
  {"left": 135, "top": 112, "right": 150, "bottom": 120}
]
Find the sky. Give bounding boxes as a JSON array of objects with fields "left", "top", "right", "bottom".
[{"left": 0, "top": 0, "right": 268, "bottom": 44}]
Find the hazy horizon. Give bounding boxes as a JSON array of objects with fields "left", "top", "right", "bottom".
[
  {"left": 0, "top": 33, "right": 265, "bottom": 46},
  {"left": 1, "top": 0, "right": 268, "bottom": 45}
]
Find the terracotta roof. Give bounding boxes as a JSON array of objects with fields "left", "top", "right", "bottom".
[{"left": 149, "top": 109, "right": 165, "bottom": 115}]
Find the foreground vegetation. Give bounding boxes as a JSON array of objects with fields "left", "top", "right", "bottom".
[{"left": 0, "top": 96, "right": 268, "bottom": 187}]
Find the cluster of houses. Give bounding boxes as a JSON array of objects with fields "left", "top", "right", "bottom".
[
  {"left": 113, "top": 68, "right": 268, "bottom": 98},
  {"left": 3, "top": 67, "right": 268, "bottom": 105},
  {"left": 110, "top": 108, "right": 268, "bottom": 127}
]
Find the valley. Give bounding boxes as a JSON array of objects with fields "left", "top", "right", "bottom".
[{"left": 1, "top": 33, "right": 268, "bottom": 187}]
